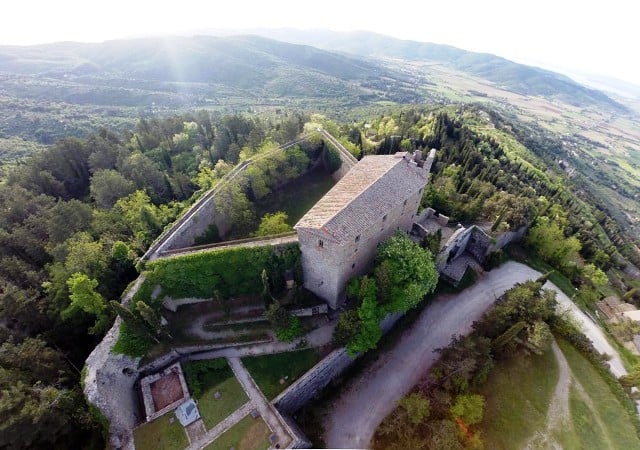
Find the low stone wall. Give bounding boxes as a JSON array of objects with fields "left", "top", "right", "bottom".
[
  {"left": 488, "top": 225, "right": 528, "bottom": 253},
  {"left": 273, "top": 348, "right": 355, "bottom": 414},
  {"left": 272, "top": 310, "right": 403, "bottom": 415},
  {"left": 162, "top": 297, "right": 209, "bottom": 312}
]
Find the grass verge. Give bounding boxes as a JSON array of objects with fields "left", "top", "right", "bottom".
[{"left": 242, "top": 349, "right": 321, "bottom": 400}]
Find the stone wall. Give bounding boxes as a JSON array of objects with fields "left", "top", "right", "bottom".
[
  {"left": 154, "top": 197, "right": 230, "bottom": 255},
  {"left": 273, "top": 348, "right": 356, "bottom": 414},
  {"left": 488, "top": 225, "right": 528, "bottom": 253},
  {"left": 272, "top": 310, "right": 403, "bottom": 416}
]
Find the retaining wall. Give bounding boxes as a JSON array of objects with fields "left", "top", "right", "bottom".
[{"left": 272, "top": 310, "right": 404, "bottom": 415}]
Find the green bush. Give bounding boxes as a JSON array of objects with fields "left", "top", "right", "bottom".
[
  {"left": 182, "top": 359, "right": 230, "bottom": 398},
  {"left": 275, "top": 316, "right": 303, "bottom": 342},
  {"left": 112, "top": 322, "right": 155, "bottom": 357},
  {"left": 140, "top": 243, "right": 300, "bottom": 301}
]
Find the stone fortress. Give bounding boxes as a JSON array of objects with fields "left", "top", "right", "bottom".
[
  {"left": 295, "top": 149, "right": 436, "bottom": 308},
  {"left": 84, "top": 131, "right": 533, "bottom": 449}
]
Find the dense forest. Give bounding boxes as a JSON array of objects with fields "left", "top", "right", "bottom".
[
  {"left": 1, "top": 104, "right": 639, "bottom": 448},
  {"left": 0, "top": 110, "right": 311, "bottom": 448}
]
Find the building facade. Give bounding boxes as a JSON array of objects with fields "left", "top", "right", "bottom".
[{"left": 295, "top": 150, "right": 435, "bottom": 308}]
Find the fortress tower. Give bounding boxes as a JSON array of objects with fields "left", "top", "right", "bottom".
[{"left": 295, "top": 149, "right": 435, "bottom": 308}]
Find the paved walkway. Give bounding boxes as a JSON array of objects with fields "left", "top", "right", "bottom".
[
  {"left": 186, "top": 401, "right": 253, "bottom": 450},
  {"left": 227, "top": 357, "right": 292, "bottom": 448}
]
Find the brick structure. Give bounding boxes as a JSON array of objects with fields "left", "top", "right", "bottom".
[{"left": 295, "top": 150, "right": 435, "bottom": 308}]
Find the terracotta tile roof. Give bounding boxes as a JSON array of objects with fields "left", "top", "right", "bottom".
[{"left": 295, "top": 152, "right": 427, "bottom": 244}]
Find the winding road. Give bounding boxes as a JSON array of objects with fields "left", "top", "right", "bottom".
[{"left": 323, "top": 261, "right": 627, "bottom": 449}]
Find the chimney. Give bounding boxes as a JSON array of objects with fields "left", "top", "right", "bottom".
[{"left": 424, "top": 148, "right": 436, "bottom": 174}]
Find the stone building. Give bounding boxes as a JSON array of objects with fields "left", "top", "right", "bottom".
[{"left": 295, "top": 150, "right": 435, "bottom": 308}]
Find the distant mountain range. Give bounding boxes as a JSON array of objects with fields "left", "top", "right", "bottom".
[
  {"left": 0, "top": 31, "right": 626, "bottom": 111},
  {"left": 0, "top": 31, "right": 632, "bottom": 149},
  {"left": 211, "top": 28, "right": 627, "bottom": 111}
]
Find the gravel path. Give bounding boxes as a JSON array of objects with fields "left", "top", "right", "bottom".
[
  {"left": 227, "top": 357, "right": 292, "bottom": 447},
  {"left": 522, "top": 339, "right": 570, "bottom": 450},
  {"left": 323, "top": 261, "right": 630, "bottom": 449},
  {"left": 548, "top": 283, "right": 626, "bottom": 377},
  {"left": 323, "top": 261, "right": 544, "bottom": 449}
]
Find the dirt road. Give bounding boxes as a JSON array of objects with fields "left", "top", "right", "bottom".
[{"left": 323, "top": 261, "right": 628, "bottom": 449}]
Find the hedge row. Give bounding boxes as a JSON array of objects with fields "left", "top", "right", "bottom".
[{"left": 141, "top": 242, "right": 301, "bottom": 302}]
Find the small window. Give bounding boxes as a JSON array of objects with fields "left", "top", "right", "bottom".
[
  {"left": 355, "top": 235, "right": 361, "bottom": 243},
  {"left": 382, "top": 214, "right": 388, "bottom": 222},
  {"left": 403, "top": 199, "right": 407, "bottom": 206},
  {"left": 354, "top": 248, "right": 358, "bottom": 253},
  {"left": 351, "top": 263, "right": 356, "bottom": 269},
  {"left": 318, "top": 240, "right": 324, "bottom": 248}
]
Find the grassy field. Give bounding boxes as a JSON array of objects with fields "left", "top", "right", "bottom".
[
  {"left": 197, "top": 376, "right": 249, "bottom": 430},
  {"left": 555, "top": 339, "right": 640, "bottom": 449},
  {"left": 242, "top": 349, "right": 321, "bottom": 400},
  {"left": 478, "top": 345, "right": 559, "bottom": 450},
  {"left": 182, "top": 359, "right": 249, "bottom": 429},
  {"left": 255, "top": 167, "right": 335, "bottom": 226},
  {"left": 203, "top": 415, "right": 271, "bottom": 450},
  {"left": 133, "top": 413, "right": 188, "bottom": 450},
  {"left": 478, "top": 338, "right": 640, "bottom": 449}
]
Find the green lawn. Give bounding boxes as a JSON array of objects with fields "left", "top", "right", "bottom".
[
  {"left": 556, "top": 339, "right": 640, "bottom": 449},
  {"left": 242, "top": 349, "right": 321, "bottom": 400},
  {"left": 203, "top": 415, "right": 271, "bottom": 450},
  {"left": 183, "top": 359, "right": 249, "bottom": 430},
  {"left": 133, "top": 413, "right": 188, "bottom": 450},
  {"left": 478, "top": 338, "right": 640, "bottom": 449},
  {"left": 255, "top": 167, "right": 335, "bottom": 226},
  {"left": 198, "top": 376, "right": 249, "bottom": 430},
  {"left": 478, "top": 345, "right": 559, "bottom": 450}
]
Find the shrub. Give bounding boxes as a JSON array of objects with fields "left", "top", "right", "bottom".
[
  {"left": 112, "top": 322, "right": 155, "bottom": 357},
  {"left": 141, "top": 243, "right": 300, "bottom": 301}
]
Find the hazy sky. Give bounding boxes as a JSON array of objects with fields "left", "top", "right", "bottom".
[{"left": 3, "top": 0, "right": 638, "bottom": 85}]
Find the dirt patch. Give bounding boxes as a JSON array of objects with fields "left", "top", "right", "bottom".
[{"left": 151, "top": 372, "right": 185, "bottom": 411}]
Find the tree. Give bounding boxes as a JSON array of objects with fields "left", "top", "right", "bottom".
[
  {"left": 347, "top": 277, "right": 382, "bottom": 355},
  {"left": 136, "top": 301, "right": 162, "bottom": 337},
  {"left": 333, "top": 310, "right": 361, "bottom": 346},
  {"left": 63, "top": 273, "right": 111, "bottom": 334},
  {"left": 375, "top": 232, "right": 438, "bottom": 312},
  {"left": 89, "top": 169, "right": 135, "bottom": 209},
  {"left": 581, "top": 263, "right": 608, "bottom": 288},
  {"left": 525, "top": 321, "right": 552, "bottom": 354},
  {"left": 450, "top": 394, "right": 485, "bottom": 425},
  {"left": 399, "top": 392, "right": 430, "bottom": 425},
  {"left": 264, "top": 301, "right": 302, "bottom": 342},
  {"left": 527, "top": 214, "right": 581, "bottom": 273},
  {"left": 63, "top": 273, "right": 105, "bottom": 318},
  {"left": 255, "top": 212, "right": 292, "bottom": 236}
]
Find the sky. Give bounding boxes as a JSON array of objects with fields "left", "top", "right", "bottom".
[{"left": 2, "top": 0, "right": 638, "bottom": 85}]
